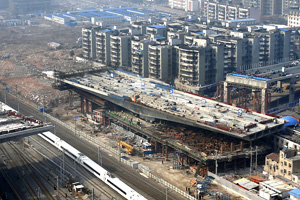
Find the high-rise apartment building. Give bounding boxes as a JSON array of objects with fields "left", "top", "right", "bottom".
[
  {"left": 131, "top": 40, "right": 152, "bottom": 77},
  {"left": 204, "top": 2, "right": 256, "bottom": 20},
  {"left": 148, "top": 45, "right": 173, "bottom": 82},
  {"left": 260, "top": 0, "right": 283, "bottom": 16},
  {"left": 9, "top": 0, "right": 52, "bottom": 14},
  {"left": 110, "top": 35, "right": 132, "bottom": 68},
  {"left": 175, "top": 43, "right": 224, "bottom": 87},
  {"left": 95, "top": 29, "right": 114, "bottom": 65}
]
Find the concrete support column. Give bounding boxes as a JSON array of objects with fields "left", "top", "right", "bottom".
[
  {"left": 154, "top": 141, "right": 157, "bottom": 153},
  {"left": 234, "top": 159, "right": 237, "bottom": 171},
  {"left": 88, "top": 101, "right": 92, "bottom": 113},
  {"left": 224, "top": 82, "right": 230, "bottom": 103},
  {"left": 289, "top": 79, "right": 296, "bottom": 103},
  {"left": 261, "top": 88, "right": 267, "bottom": 113},
  {"left": 69, "top": 90, "right": 73, "bottom": 107},
  {"left": 240, "top": 141, "right": 243, "bottom": 151},
  {"left": 165, "top": 146, "right": 168, "bottom": 160},
  {"left": 162, "top": 146, "right": 164, "bottom": 156},
  {"left": 244, "top": 158, "right": 247, "bottom": 169},
  {"left": 80, "top": 96, "right": 84, "bottom": 113},
  {"left": 277, "top": 81, "right": 282, "bottom": 88}
]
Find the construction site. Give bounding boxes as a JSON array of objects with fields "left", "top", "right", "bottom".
[{"left": 43, "top": 67, "right": 288, "bottom": 177}]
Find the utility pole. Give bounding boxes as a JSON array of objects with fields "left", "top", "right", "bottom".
[
  {"left": 250, "top": 146, "right": 253, "bottom": 177},
  {"left": 74, "top": 117, "right": 77, "bottom": 136},
  {"left": 4, "top": 90, "right": 6, "bottom": 104},
  {"left": 63, "top": 150, "right": 65, "bottom": 183},
  {"left": 215, "top": 150, "right": 218, "bottom": 175},
  {"left": 166, "top": 187, "right": 168, "bottom": 200},
  {"left": 74, "top": 159, "right": 77, "bottom": 178},
  {"left": 54, "top": 123, "right": 56, "bottom": 135},
  {"left": 118, "top": 141, "right": 121, "bottom": 162},
  {"left": 92, "top": 188, "right": 94, "bottom": 200},
  {"left": 255, "top": 146, "right": 258, "bottom": 171},
  {"left": 56, "top": 176, "right": 59, "bottom": 197},
  {"left": 98, "top": 146, "right": 102, "bottom": 166}
]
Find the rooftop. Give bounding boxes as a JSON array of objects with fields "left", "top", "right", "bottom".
[{"left": 266, "top": 153, "right": 279, "bottom": 162}]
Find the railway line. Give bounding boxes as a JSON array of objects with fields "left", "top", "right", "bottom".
[
  {"left": 29, "top": 135, "right": 119, "bottom": 200},
  {"left": 0, "top": 91, "right": 185, "bottom": 200}
]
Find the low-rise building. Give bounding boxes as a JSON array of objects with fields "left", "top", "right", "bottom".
[{"left": 259, "top": 180, "right": 294, "bottom": 199}]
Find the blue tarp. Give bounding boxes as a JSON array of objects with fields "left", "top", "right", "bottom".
[
  {"left": 289, "top": 189, "right": 300, "bottom": 198},
  {"left": 280, "top": 116, "right": 299, "bottom": 129}
]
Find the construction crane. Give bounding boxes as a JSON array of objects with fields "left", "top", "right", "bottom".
[{"left": 117, "top": 141, "right": 135, "bottom": 155}]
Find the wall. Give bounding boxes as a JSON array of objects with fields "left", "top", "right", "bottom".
[{"left": 207, "top": 171, "right": 265, "bottom": 200}]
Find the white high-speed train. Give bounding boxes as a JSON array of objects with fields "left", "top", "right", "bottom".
[{"left": 39, "top": 131, "right": 147, "bottom": 200}]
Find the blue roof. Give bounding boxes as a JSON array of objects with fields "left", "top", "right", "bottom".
[
  {"left": 149, "top": 25, "right": 166, "bottom": 29},
  {"left": 195, "top": 31, "right": 203, "bottom": 35},
  {"left": 289, "top": 189, "right": 300, "bottom": 198},
  {"left": 102, "top": 29, "right": 112, "bottom": 33},
  {"left": 186, "top": 18, "right": 197, "bottom": 21},
  {"left": 53, "top": 14, "right": 69, "bottom": 19},
  {"left": 280, "top": 116, "right": 299, "bottom": 129},
  {"left": 94, "top": 15, "right": 121, "bottom": 19},
  {"left": 252, "top": 76, "right": 270, "bottom": 81},
  {"left": 226, "top": 18, "right": 256, "bottom": 23},
  {"left": 232, "top": 73, "right": 249, "bottom": 78},
  {"left": 154, "top": 36, "right": 165, "bottom": 40},
  {"left": 279, "top": 28, "right": 289, "bottom": 32},
  {"left": 3, "top": 19, "right": 21, "bottom": 22}
]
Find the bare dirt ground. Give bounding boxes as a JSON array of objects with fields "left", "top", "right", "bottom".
[{"left": 0, "top": 19, "right": 82, "bottom": 106}]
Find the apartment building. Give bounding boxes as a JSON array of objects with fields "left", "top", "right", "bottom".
[
  {"left": 175, "top": 43, "right": 224, "bottom": 87},
  {"left": 131, "top": 40, "right": 152, "bottom": 77},
  {"left": 148, "top": 44, "right": 173, "bottom": 82},
  {"left": 95, "top": 29, "right": 114, "bottom": 65},
  {"left": 264, "top": 148, "right": 300, "bottom": 182},
  {"left": 260, "top": 0, "right": 283, "bottom": 16},
  {"left": 251, "top": 29, "right": 291, "bottom": 66},
  {"left": 9, "top": 0, "right": 52, "bottom": 14},
  {"left": 110, "top": 35, "right": 132, "bottom": 68},
  {"left": 169, "top": 0, "right": 201, "bottom": 11},
  {"left": 82, "top": 26, "right": 98, "bottom": 59},
  {"left": 288, "top": 10, "right": 300, "bottom": 27},
  {"left": 204, "top": 2, "right": 255, "bottom": 20},
  {"left": 146, "top": 25, "right": 167, "bottom": 38}
]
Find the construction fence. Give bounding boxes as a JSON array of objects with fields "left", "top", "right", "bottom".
[
  {"left": 43, "top": 113, "right": 197, "bottom": 200},
  {"left": 207, "top": 172, "right": 265, "bottom": 200}
]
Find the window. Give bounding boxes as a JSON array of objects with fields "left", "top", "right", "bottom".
[
  {"left": 289, "top": 163, "right": 291, "bottom": 168},
  {"left": 284, "top": 169, "right": 287, "bottom": 174},
  {"left": 284, "top": 161, "right": 287, "bottom": 166},
  {"left": 288, "top": 171, "right": 291, "bottom": 175},
  {"left": 267, "top": 161, "right": 269, "bottom": 165}
]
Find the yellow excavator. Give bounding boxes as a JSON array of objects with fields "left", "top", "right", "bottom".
[{"left": 117, "top": 141, "right": 135, "bottom": 155}]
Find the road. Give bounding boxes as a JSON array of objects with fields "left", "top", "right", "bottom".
[{"left": 0, "top": 91, "right": 185, "bottom": 200}]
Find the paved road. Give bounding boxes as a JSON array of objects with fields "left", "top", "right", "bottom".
[{"left": 0, "top": 92, "right": 185, "bottom": 200}]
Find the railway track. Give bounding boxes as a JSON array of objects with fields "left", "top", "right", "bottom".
[
  {"left": 0, "top": 143, "right": 41, "bottom": 199},
  {"left": 29, "top": 135, "right": 117, "bottom": 200}
]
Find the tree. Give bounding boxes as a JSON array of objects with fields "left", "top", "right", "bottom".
[{"left": 69, "top": 50, "right": 75, "bottom": 57}]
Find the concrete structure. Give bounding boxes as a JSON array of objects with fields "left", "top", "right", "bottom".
[
  {"left": 131, "top": 40, "right": 152, "bottom": 77},
  {"left": 148, "top": 44, "right": 173, "bottom": 82},
  {"left": 146, "top": 25, "right": 167, "bottom": 38},
  {"left": 9, "top": 0, "right": 51, "bottom": 15},
  {"left": 52, "top": 14, "right": 71, "bottom": 25},
  {"left": 224, "top": 72, "right": 298, "bottom": 113},
  {"left": 110, "top": 35, "right": 132, "bottom": 68},
  {"left": 0, "top": 102, "right": 52, "bottom": 143},
  {"left": 92, "top": 15, "right": 124, "bottom": 25},
  {"left": 289, "top": 188, "right": 300, "bottom": 200},
  {"left": 49, "top": 69, "right": 285, "bottom": 141}
]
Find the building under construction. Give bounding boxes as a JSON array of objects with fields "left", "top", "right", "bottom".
[
  {"left": 47, "top": 68, "right": 288, "bottom": 174},
  {"left": 9, "top": 0, "right": 52, "bottom": 15}
]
